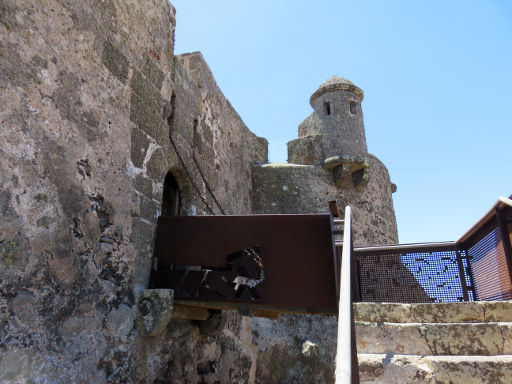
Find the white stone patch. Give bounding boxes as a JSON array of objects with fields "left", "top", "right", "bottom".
[
  {"left": 0, "top": 128, "right": 38, "bottom": 161},
  {"left": 126, "top": 158, "right": 143, "bottom": 177},
  {"left": 282, "top": 185, "right": 288, "bottom": 191},
  {"left": 161, "top": 76, "right": 174, "bottom": 100},
  {"left": 301, "top": 340, "right": 319, "bottom": 356},
  {"left": 142, "top": 142, "right": 159, "bottom": 168}
]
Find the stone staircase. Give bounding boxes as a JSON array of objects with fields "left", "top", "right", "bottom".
[{"left": 354, "top": 301, "right": 512, "bottom": 383}]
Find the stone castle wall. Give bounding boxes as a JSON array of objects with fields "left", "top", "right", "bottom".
[
  {"left": 252, "top": 154, "right": 398, "bottom": 247},
  {"left": 1, "top": 1, "right": 405, "bottom": 383},
  {"left": 0, "top": 1, "right": 266, "bottom": 382}
]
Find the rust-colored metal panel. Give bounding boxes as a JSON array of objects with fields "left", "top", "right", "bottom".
[{"left": 150, "top": 214, "right": 338, "bottom": 314}]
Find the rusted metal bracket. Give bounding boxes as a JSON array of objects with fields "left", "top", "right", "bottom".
[{"left": 329, "top": 200, "right": 342, "bottom": 218}]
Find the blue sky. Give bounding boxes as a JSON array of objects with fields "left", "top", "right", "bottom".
[{"left": 170, "top": 0, "right": 512, "bottom": 244}]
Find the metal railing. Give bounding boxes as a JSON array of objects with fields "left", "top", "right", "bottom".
[
  {"left": 335, "top": 206, "right": 359, "bottom": 384},
  {"left": 353, "top": 242, "right": 474, "bottom": 303},
  {"left": 463, "top": 197, "right": 512, "bottom": 301},
  {"left": 349, "top": 196, "right": 512, "bottom": 303}
]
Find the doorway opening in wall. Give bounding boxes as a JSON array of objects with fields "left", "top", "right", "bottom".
[{"left": 161, "top": 172, "right": 181, "bottom": 217}]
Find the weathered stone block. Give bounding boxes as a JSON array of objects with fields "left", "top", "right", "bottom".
[
  {"left": 130, "top": 126, "right": 150, "bottom": 168},
  {"left": 197, "top": 144, "right": 215, "bottom": 166},
  {"left": 60, "top": 315, "right": 102, "bottom": 338},
  {"left": 253, "top": 136, "right": 269, "bottom": 164},
  {"left": 101, "top": 41, "right": 129, "bottom": 84},
  {"left": 142, "top": 58, "right": 165, "bottom": 91},
  {"left": 420, "top": 323, "right": 504, "bottom": 356},
  {"left": 171, "top": 59, "right": 200, "bottom": 144},
  {"left": 298, "top": 112, "right": 323, "bottom": 138},
  {"left": 129, "top": 93, "right": 163, "bottom": 139},
  {"left": 287, "top": 135, "right": 324, "bottom": 165},
  {"left": 201, "top": 121, "right": 213, "bottom": 146},
  {"left": 354, "top": 302, "right": 414, "bottom": 323},
  {"left": 484, "top": 301, "right": 512, "bottom": 322},
  {"left": 133, "top": 174, "right": 154, "bottom": 199},
  {"left": 52, "top": 71, "right": 100, "bottom": 141},
  {"left": 146, "top": 148, "right": 169, "bottom": 182},
  {"left": 411, "top": 302, "right": 485, "bottom": 323},
  {"left": 138, "top": 194, "right": 160, "bottom": 222},
  {"left": 358, "top": 354, "right": 512, "bottom": 384},
  {"left": 502, "top": 323, "right": 512, "bottom": 354},
  {"left": 193, "top": 126, "right": 204, "bottom": 152},
  {"left": 356, "top": 322, "right": 431, "bottom": 355},
  {"left": 11, "top": 290, "right": 39, "bottom": 326},
  {"left": 131, "top": 217, "right": 154, "bottom": 253},
  {"left": 106, "top": 304, "right": 136, "bottom": 338},
  {"left": 197, "top": 310, "right": 227, "bottom": 337},
  {"left": 252, "top": 163, "right": 334, "bottom": 214},
  {"left": 136, "top": 289, "right": 174, "bottom": 336},
  {"left": 130, "top": 70, "right": 163, "bottom": 115}
]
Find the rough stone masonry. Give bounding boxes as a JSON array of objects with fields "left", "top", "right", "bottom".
[{"left": 1, "top": 1, "right": 401, "bottom": 383}]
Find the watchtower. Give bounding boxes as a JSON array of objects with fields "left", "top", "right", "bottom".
[{"left": 303, "top": 76, "right": 367, "bottom": 158}]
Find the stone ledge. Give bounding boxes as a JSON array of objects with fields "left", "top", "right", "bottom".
[
  {"left": 358, "top": 354, "right": 512, "bottom": 384},
  {"left": 354, "top": 301, "right": 512, "bottom": 323},
  {"left": 356, "top": 322, "right": 512, "bottom": 356}
]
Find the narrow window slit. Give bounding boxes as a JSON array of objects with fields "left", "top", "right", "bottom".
[
  {"left": 323, "top": 102, "right": 331, "bottom": 115},
  {"left": 350, "top": 101, "right": 357, "bottom": 115}
]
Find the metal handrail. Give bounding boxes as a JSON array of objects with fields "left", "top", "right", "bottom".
[
  {"left": 335, "top": 206, "right": 359, "bottom": 384},
  {"left": 352, "top": 241, "right": 456, "bottom": 253}
]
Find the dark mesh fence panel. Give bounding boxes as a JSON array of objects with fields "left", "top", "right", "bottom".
[
  {"left": 400, "top": 250, "right": 467, "bottom": 302},
  {"left": 356, "top": 252, "right": 431, "bottom": 303},
  {"left": 355, "top": 248, "right": 473, "bottom": 303}
]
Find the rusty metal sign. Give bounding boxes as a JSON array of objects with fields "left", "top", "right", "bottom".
[{"left": 150, "top": 214, "right": 338, "bottom": 315}]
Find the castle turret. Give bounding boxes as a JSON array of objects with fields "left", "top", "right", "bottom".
[
  {"left": 308, "top": 76, "right": 367, "bottom": 158},
  {"left": 255, "top": 75, "right": 398, "bottom": 247}
]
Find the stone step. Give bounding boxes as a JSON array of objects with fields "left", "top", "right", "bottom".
[
  {"left": 356, "top": 321, "right": 512, "bottom": 356},
  {"left": 354, "top": 301, "right": 512, "bottom": 323},
  {"left": 358, "top": 354, "right": 512, "bottom": 384}
]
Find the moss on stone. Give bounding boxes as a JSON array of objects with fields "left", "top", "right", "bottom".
[
  {"left": 34, "top": 193, "right": 48, "bottom": 203},
  {"left": 0, "top": 236, "right": 21, "bottom": 268},
  {"left": 36, "top": 217, "right": 50, "bottom": 228}
]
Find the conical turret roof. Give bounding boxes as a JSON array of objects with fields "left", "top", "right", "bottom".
[
  {"left": 310, "top": 75, "right": 364, "bottom": 107},
  {"left": 318, "top": 76, "right": 354, "bottom": 88}
]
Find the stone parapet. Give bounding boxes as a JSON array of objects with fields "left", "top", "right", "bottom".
[{"left": 287, "top": 135, "right": 325, "bottom": 165}]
